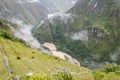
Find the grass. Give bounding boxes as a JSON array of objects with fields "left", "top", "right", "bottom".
[
  {"left": 73, "top": 73, "right": 94, "bottom": 80},
  {"left": 0, "top": 37, "right": 94, "bottom": 80},
  {"left": 0, "top": 48, "right": 9, "bottom": 80}
]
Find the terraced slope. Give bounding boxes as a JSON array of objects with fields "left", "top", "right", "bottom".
[
  {"left": 0, "top": 37, "right": 94, "bottom": 80},
  {"left": 0, "top": 18, "right": 94, "bottom": 80},
  {"left": 0, "top": 46, "right": 9, "bottom": 80}
]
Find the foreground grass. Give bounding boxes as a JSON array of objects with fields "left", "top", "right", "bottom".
[
  {"left": 0, "top": 37, "right": 94, "bottom": 80},
  {"left": 0, "top": 48, "right": 9, "bottom": 80}
]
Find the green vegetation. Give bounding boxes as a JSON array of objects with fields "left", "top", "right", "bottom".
[
  {"left": 21, "top": 71, "right": 72, "bottom": 80},
  {"left": 0, "top": 37, "right": 94, "bottom": 80},
  {"left": 71, "top": 0, "right": 120, "bottom": 62},
  {"left": 0, "top": 19, "right": 95, "bottom": 80},
  {"left": 33, "top": 0, "right": 120, "bottom": 68},
  {"left": 0, "top": 0, "right": 120, "bottom": 79},
  {"left": 93, "top": 64, "right": 120, "bottom": 80},
  {"left": 56, "top": 71, "right": 72, "bottom": 80},
  {"left": 0, "top": 47, "right": 9, "bottom": 80},
  {"left": 0, "top": 19, "right": 29, "bottom": 47},
  {"left": 0, "top": 19, "right": 15, "bottom": 40},
  {"left": 54, "top": 39, "right": 90, "bottom": 65},
  {"left": 22, "top": 73, "right": 53, "bottom": 80}
]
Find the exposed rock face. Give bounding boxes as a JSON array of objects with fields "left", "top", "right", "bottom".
[{"left": 43, "top": 43, "right": 57, "bottom": 51}]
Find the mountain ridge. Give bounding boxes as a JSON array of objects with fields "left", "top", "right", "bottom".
[{"left": 33, "top": 0, "right": 120, "bottom": 68}]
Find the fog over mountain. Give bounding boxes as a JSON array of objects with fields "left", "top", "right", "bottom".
[
  {"left": 0, "top": 0, "right": 77, "bottom": 25},
  {"left": 0, "top": 0, "right": 77, "bottom": 52}
]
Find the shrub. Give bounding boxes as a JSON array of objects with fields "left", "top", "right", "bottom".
[
  {"left": 93, "top": 70, "right": 105, "bottom": 80},
  {"left": 56, "top": 72, "right": 73, "bottom": 80},
  {"left": 16, "top": 56, "right": 21, "bottom": 60},
  {"left": 32, "top": 51, "right": 35, "bottom": 54},
  {"left": 31, "top": 56, "right": 35, "bottom": 59},
  {"left": 21, "top": 71, "right": 73, "bottom": 80},
  {"left": 93, "top": 64, "right": 120, "bottom": 80},
  {"left": 102, "top": 72, "right": 116, "bottom": 80},
  {"left": 0, "top": 30, "right": 12, "bottom": 40},
  {"left": 105, "top": 64, "right": 115, "bottom": 72}
]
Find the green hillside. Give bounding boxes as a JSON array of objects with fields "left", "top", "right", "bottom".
[
  {"left": 0, "top": 19, "right": 94, "bottom": 80},
  {"left": 0, "top": 36, "right": 94, "bottom": 80}
]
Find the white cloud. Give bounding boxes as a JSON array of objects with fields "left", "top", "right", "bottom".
[
  {"left": 18, "top": 0, "right": 40, "bottom": 4},
  {"left": 27, "top": 0, "right": 40, "bottom": 3}
]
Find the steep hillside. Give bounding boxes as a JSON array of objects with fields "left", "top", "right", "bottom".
[
  {"left": 0, "top": 0, "right": 78, "bottom": 52},
  {"left": 0, "top": 37, "right": 94, "bottom": 80},
  {"left": 0, "top": 19, "right": 94, "bottom": 80},
  {"left": 69, "top": 0, "right": 120, "bottom": 64},
  {"left": 0, "top": 0, "right": 49, "bottom": 51},
  {"left": 0, "top": 19, "right": 18, "bottom": 40},
  {"left": 33, "top": 0, "right": 120, "bottom": 68}
]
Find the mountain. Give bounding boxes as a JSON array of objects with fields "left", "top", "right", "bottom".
[
  {"left": 0, "top": 0, "right": 78, "bottom": 51},
  {"left": 0, "top": 0, "right": 120, "bottom": 80},
  {"left": 0, "top": 0, "right": 48, "bottom": 25},
  {"left": 0, "top": 0, "right": 77, "bottom": 25},
  {"left": 33, "top": 0, "right": 120, "bottom": 68},
  {"left": 0, "top": 19, "right": 94, "bottom": 80},
  {"left": 69, "top": 0, "right": 120, "bottom": 65}
]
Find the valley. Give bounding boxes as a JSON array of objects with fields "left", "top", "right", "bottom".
[{"left": 0, "top": 0, "right": 120, "bottom": 80}]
